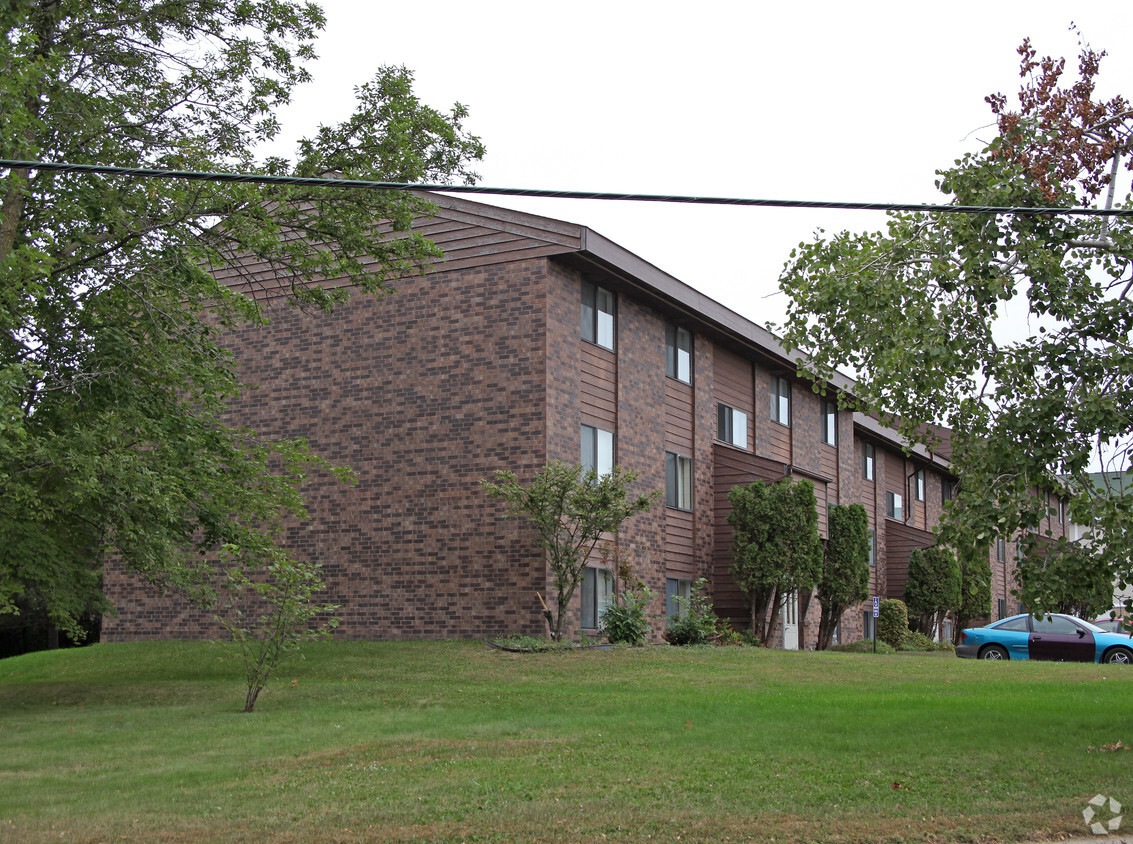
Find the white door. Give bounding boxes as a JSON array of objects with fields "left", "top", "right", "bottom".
[{"left": 782, "top": 591, "right": 799, "bottom": 650}]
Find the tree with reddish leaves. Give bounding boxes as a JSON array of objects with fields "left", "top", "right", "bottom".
[{"left": 780, "top": 35, "right": 1133, "bottom": 617}]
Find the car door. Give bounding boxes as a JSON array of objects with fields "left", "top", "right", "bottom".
[{"left": 1029, "top": 614, "right": 1095, "bottom": 661}]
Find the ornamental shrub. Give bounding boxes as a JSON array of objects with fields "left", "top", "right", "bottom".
[
  {"left": 602, "top": 588, "right": 652, "bottom": 645},
  {"left": 877, "top": 599, "right": 908, "bottom": 649},
  {"left": 665, "top": 578, "right": 722, "bottom": 646}
]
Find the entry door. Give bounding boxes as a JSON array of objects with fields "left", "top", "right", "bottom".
[
  {"left": 1029, "top": 615, "right": 1094, "bottom": 662},
  {"left": 782, "top": 591, "right": 799, "bottom": 650}
]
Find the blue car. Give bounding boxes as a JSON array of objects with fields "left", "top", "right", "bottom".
[{"left": 956, "top": 613, "right": 1133, "bottom": 663}]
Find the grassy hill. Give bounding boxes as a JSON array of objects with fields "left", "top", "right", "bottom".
[{"left": 1, "top": 640, "right": 1131, "bottom": 842}]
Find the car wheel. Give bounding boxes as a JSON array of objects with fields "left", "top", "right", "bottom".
[
  {"left": 979, "top": 644, "right": 1008, "bottom": 660},
  {"left": 1103, "top": 647, "right": 1133, "bottom": 665}
]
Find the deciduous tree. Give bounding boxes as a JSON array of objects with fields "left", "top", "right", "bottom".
[
  {"left": 779, "top": 35, "right": 1133, "bottom": 615},
  {"left": 0, "top": 1, "right": 485, "bottom": 637},
  {"left": 727, "top": 478, "right": 823, "bottom": 643},
  {"left": 481, "top": 462, "right": 659, "bottom": 642}
]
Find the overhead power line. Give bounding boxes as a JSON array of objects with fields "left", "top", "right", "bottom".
[{"left": 2, "top": 158, "right": 1132, "bottom": 218}]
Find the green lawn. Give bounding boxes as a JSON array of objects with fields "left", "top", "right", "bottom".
[{"left": 1, "top": 640, "right": 1131, "bottom": 843}]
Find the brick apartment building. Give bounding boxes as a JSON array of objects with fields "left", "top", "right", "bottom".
[{"left": 102, "top": 194, "right": 1061, "bottom": 647}]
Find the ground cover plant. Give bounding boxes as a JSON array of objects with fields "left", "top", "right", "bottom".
[{"left": 2, "top": 641, "right": 1132, "bottom": 843}]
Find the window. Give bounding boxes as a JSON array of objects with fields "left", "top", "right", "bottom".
[
  {"left": 914, "top": 468, "right": 925, "bottom": 502},
  {"left": 942, "top": 478, "right": 954, "bottom": 504},
  {"left": 997, "top": 598, "right": 1006, "bottom": 620},
  {"left": 821, "top": 400, "right": 837, "bottom": 445},
  {"left": 771, "top": 376, "right": 791, "bottom": 426},
  {"left": 1058, "top": 498, "right": 1065, "bottom": 525},
  {"left": 665, "top": 324, "right": 692, "bottom": 383},
  {"left": 886, "top": 491, "right": 904, "bottom": 521},
  {"left": 996, "top": 614, "right": 1027, "bottom": 631},
  {"left": 717, "top": 403, "right": 748, "bottom": 449},
  {"left": 996, "top": 538, "right": 1006, "bottom": 563},
  {"left": 868, "top": 529, "right": 876, "bottom": 567},
  {"left": 580, "top": 566, "right": 612, "bottom": 629},
  {"left": 1032, "top": 615, "right": 1079, "bottom": 635},
  {"left": 581, "top": 281, "right": 615, "bottom": 350},
  {"left": 580, "top": 424, "right": 614, "bottom": 476},
  {"left": 666, "top": 578, "right": 691, "bottom": 622},
  {"left": 665, "top": 452, "right": 693, "bottom": 510},
  {"left": 863, "top": 443, "right": 875, "bottom": 481}
]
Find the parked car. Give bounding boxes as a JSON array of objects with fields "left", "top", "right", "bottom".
[
  {"left": 1092, "top": 616, "right": 1132, "bottom": 636},
  {"left": 956, "top": 613, "right": 1133, "bottom": 663}
]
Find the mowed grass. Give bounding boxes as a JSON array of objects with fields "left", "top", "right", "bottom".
[{"left": 1, "top": 642, "right": 1132, "bottom": 843}]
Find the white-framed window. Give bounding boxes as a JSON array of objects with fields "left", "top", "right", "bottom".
[
  {"left": 581, "top": 281, "right": 615, "bottom": 350},
  {"left": 942, "top": 478, "right": 955, "bottom": 504},
  {"left": 996, "top": 537, "right": 1006, "bottom": 563},
  {"left": 914, "top": 468, "right": 926, "bottom": 502},
  {"left": 580, "top": 566, "right": 612, "bottom": 629},
  {"left": 868, "top": 529, "right": 876, "bottom": 567},
  {"left": 717, "top": 403, "right": 748, "bottom": 449},
  {"left": 771, "top": 376, "right": 791, "bottom": 426},
  {"left": 863, "top": 610, "right": 876, "bottom": 640},
  {"left": 863, "top": 443, "right": 875, "bottom": 481},
  {"left": 886, "top": 491, "right": 904, "bottom": 521},
  {"left": 580, "top": 424, "right": 614, "bottom": 477},
  {"left": 821, "top": 400, "right": 837, "bottom": 445},
  {"left": 665, "top": 324, "right": 692, "bottom": 383},
  {"left": 665, "top": 452, "right": 693, "bottom": 510},
  {"left": 666, "top": 578, "right": 692, "bottom": 622},
  {"left": 1058, "top": 497, "right": 1065, "bottom": 525}
]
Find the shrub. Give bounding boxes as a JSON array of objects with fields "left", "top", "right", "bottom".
[
  {"left": 665, "top": 578, "right": 724, "bottom": 646},
  {"left": 602, "top": 588, "right": 652, "bottom": 646},
  {"left": 829, "top": 638, "right": 896, "bottom": 654},
  {"left": 877, "top": 599, "right": 908, "bottom": 649},
  {"left": 898, "top": 630, "right": 939, "bottom": 651}
]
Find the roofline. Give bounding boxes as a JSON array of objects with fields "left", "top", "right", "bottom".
[{"left": 423, "top": 192, "right": 951, "bottom": 463}]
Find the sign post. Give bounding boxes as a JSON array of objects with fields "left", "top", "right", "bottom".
[{"left": 872, "top": 596, "right": 880, "bottom": 654}]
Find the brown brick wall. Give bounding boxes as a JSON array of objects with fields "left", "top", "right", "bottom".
[{"left": 104, "top": 259, "right": 554, "bottom": 641}]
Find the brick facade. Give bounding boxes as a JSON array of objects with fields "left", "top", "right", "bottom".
[{"left": 102, "top": 195, "right": 1022, "bottom": 646}]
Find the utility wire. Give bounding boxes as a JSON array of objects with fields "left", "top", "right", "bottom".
[{"left": 3, "top": 158, "right": 1132, "bottom": 218}]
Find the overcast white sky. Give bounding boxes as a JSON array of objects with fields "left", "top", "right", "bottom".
[{"left": 269, "top": 1, "right": 1133, "bottom": 332}]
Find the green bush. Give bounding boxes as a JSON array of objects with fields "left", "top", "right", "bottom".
[
  {"left": 898, "top": 629, "right": 957, "bottom": 651},
  {"left": 601, "top": 587, "right": 652, "bottom": 646},
  {"left": 829, "top": 638, "right": 896, "bottom": 654},
  {"left": 877, "top": 599, "right": 908, "bottom": 649},
  {"left": 665, "top": 579, "right": 723, "bottom": 646}
]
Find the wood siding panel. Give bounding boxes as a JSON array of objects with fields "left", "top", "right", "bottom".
[
  {"left": 579, "top": 343, "right": 616, "bottom": 428},
  {"left": 711, "top": 445, "right": 789, "bottom": 625},
  {"left": 664, "top": 378, "right": 694, "bottom": 453},
  {"left": 766, "top": 421, "right": 791, "bottom": 463},
  {"left": 819, "top": 444, "right": 838, "bottom": 504},
  {"left": 665, "top": 508, "right": 696, "bottom": 577},
  {"left": 884, "top": 521, "right": 936, "bottom": 599}
]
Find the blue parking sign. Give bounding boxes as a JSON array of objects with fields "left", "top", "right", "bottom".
[{"left": 872, "top": 596, "right": 880, "bottom": 618}]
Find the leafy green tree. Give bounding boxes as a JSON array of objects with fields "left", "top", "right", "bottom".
[
  {"left": 727, "top": 478, "right": 823, "bottom": 643},
  {"left": 481, "top": 462, "right": 659, "bottom": 642},
  {"left": 903, "top": 547, "right": 961, "bottom": 637},
  {"left": 953, "top": 551, "right": 992, "bottom": 641},
  {"left": 0, "top": 2, "right": 485, "bottom": 637},
  {"left": 215, "top": 547, "right": 339, "bottom": 713},
  {"left": 1014, "top": 539, "right": 1114, "bottom": 620},
  {"left": 777, "top": 37, "right": 1133, "bottom": 616},
  {"left": 816, "top": 503, "right": 871, "bottom": 650}
]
